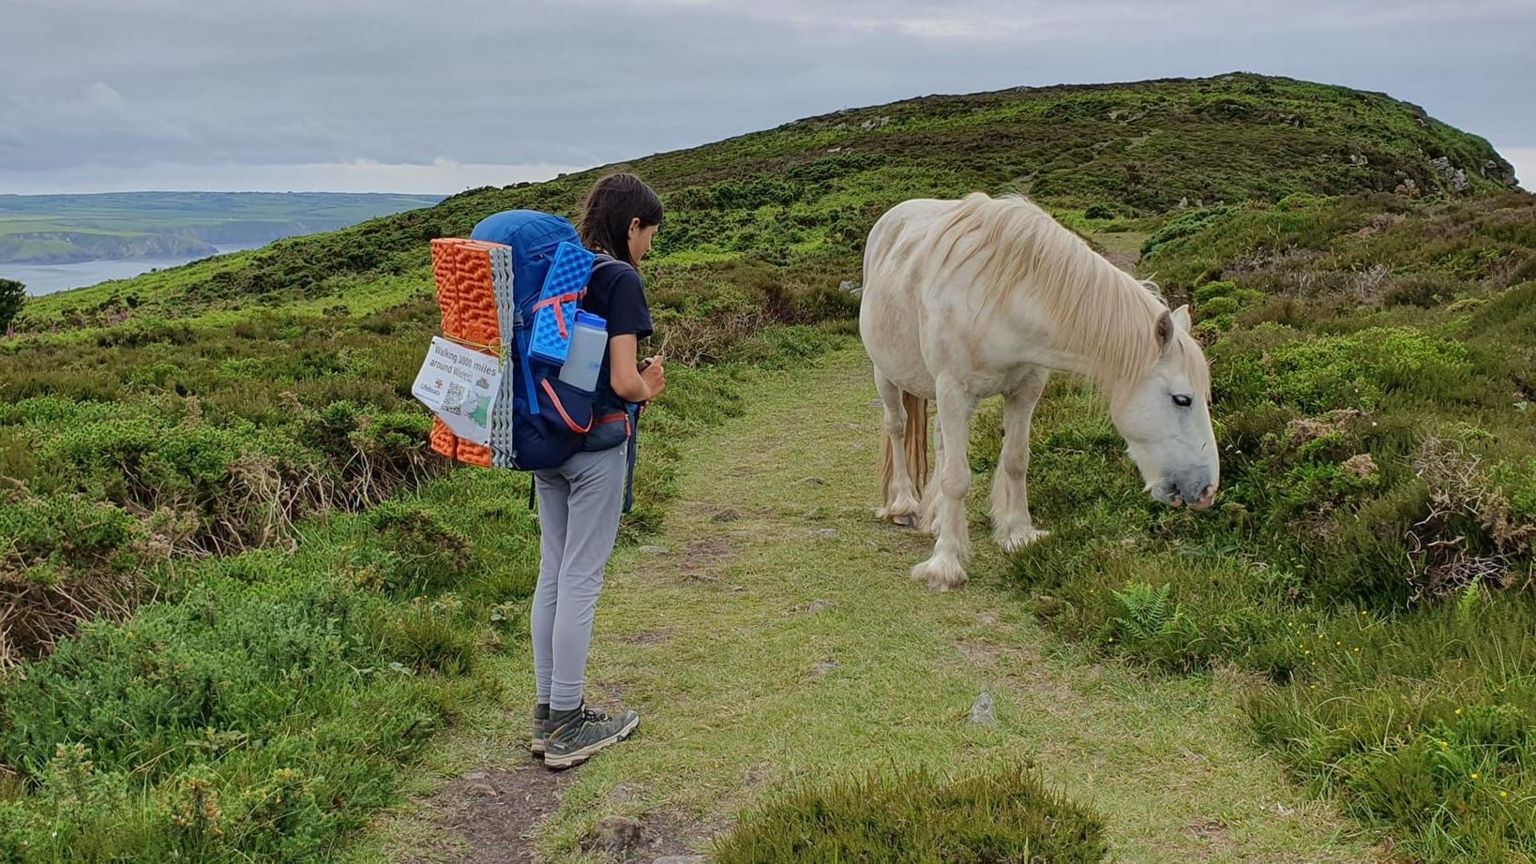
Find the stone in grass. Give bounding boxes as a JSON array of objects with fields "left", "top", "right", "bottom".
[
  {"left": 582, "top": 816, "right": 646, "bottom": 854},
  {"left": 801, "top": 476, "right": 827, "bottom": 487},
  {"left": 639, "top": 545, "right": 668, "bottom": 556},
  {"left": 806, "top": 599, "right": 832, "bottom": 614},
  {"left": 970, "top": 691, "right": 996, "bottom": 726},
  {"left": 712, "top": 508, "right": 743, "bottom": 523}
]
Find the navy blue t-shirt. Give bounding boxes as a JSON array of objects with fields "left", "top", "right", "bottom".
[{"left": 581, "top": 254, "right": 653, "bottom": 406}]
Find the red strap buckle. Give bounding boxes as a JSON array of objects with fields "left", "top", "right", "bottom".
[{"left": 531, "top": 289, "right": 588, "bottom": 338}]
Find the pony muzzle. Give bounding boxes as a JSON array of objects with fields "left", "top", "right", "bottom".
[{"left": 1153, "top": 479, "right": 1217, "bottom": 510}]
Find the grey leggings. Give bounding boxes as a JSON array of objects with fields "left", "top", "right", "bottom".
[{"left": 531, "top": 443, "right": 627, "bottom": 711}]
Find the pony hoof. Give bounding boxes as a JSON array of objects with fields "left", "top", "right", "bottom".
[
  {"left": 891, "top": 513, "right": 917, "bottom": 529},
  {"left": 998, "top": 526, "right": 1050, "bottom": 553},
  {"left": 911, "top": 556, "right": 968, "bottom": 592}
]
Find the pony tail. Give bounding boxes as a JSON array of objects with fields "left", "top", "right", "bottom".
[
  {"left": 904, "top": 392, "right": 930, "bottom": 500},
  {"left": 879, "top": 392, "right": 931, "bottom": 508}
]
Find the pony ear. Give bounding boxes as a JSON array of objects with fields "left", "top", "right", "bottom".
[
  {"left": 1172, "top": 304, "right": 1192, "bottom": 333},
  {"left": 1156, "top": 309, "right": 1174, "bottom": 351}
]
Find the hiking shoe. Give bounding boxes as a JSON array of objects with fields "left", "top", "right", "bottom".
[
  {"left": 543, "top": 704, "right": 640, "bottom": 770},
  {"left": 530, "top": 703, "right": 550, "bottom": 757}
]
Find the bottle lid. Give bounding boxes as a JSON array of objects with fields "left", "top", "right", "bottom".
[{"left": 574, "top": 310, "right": 607, "bottom": 330}]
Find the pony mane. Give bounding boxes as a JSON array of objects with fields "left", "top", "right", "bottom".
[{"left": 925, "top": 192, "right": 1208, "bottom": 403}]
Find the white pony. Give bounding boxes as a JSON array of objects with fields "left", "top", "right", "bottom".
[{"left": 859, "top": 193, "right": 1218, "bottom": 591}]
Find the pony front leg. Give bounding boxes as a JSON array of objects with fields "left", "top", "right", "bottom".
[
  {"left": 912, "top": 382, "right": 975, "bottom": 591},
  {"left": 992, "top": 370, "right": 1050, "bottom": 552}
]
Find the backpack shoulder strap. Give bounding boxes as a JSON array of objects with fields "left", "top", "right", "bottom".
[{"left": 589, "top": 253, "right": 635, "bottom": 278}]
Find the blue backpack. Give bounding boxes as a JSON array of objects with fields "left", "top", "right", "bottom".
[{"left": 468, "top": 211, "right": 639, "bottom": 483}]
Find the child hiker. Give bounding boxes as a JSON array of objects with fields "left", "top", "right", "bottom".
[{"left": 527, "top": 173, "right": 665, "bottom": 769}]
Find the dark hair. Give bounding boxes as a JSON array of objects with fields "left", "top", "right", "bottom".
[{"left": 577, "top": 173, "right": 664, "bottom": 266}]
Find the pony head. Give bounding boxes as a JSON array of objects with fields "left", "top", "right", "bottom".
[{"left": 1109, "top": 305, "right": 1220, "bottom": 509}]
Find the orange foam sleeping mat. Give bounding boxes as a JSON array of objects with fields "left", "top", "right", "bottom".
[{"left": 426, "top": 238, "right": 508, "bottom": 468}]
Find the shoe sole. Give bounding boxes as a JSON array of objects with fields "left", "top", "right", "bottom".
[
  {"left": 531, "top": 739, "right": 546, "bottom": 757},
  {"left": 543, "top": 715, "right": 640, "bottom": 770}
]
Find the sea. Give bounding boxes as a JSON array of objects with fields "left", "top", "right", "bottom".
[{"left": 4, "top": 243, "right": 265, "bottom": 297}]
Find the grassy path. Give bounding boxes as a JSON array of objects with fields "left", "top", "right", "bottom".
[{"left": 365, "top": 346, "right": 1379, "bottom": 863}]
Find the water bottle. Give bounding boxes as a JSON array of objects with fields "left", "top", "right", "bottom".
[{"left": 558, "top": 310, "right": 607, "bottom": 392}]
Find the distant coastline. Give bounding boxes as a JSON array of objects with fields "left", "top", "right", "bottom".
[{"left": 0, "top": 190, "right": 442, "bottom": 267}]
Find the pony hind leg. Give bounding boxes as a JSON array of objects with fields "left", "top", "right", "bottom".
[
  {"left": 991, "top": 369, "right": 1050, "bottom": 552},
  {"left": 912, "top": 377, "right": 976, "bottom": 591},
  {"left": 875, "top": 370, "right": 922, "bottom": 527}
]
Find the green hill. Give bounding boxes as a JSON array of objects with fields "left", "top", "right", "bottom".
[
  {"left": 1, "top": 73, "right": 1533, "bottom": 863},
  {"left": 17, "top": 72, "right": 1514, "bottom": 329},
  {"left": 0, "top": 192, "right": 443, "bottom": 264}
]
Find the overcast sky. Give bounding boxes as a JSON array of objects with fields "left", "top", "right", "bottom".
[{"left": 2, "top": 0, "right": 1532, "bottom": 195}]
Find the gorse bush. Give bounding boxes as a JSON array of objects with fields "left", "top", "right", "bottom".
[
  {"left": 712, "top": 765, "right": 1108, "bottom": 864},
  {"left": 6, "top": 395, "right": 434, "bottom": 556},
  {"left": 1214, "top": 326, "right": 1477, "bottom": 412},
  {"left": 366, "top": 500, "right": 475, "bottom": 596},
  {"left": 0, "top": 492, "right": 145, "bottom": 670}
]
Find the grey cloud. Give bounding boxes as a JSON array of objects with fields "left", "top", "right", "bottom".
[{"left": 1, "top": 0, "right": 1532, "bottom": 190}]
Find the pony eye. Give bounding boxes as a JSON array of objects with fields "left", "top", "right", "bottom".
[{"left": 1172, "top": 394, "right": 1193, "bottom": 408}]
